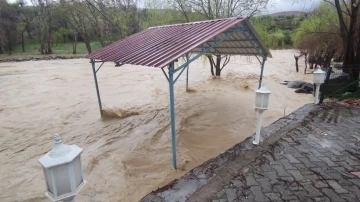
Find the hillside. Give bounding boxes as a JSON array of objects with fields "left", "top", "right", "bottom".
[{"left": 265, "top": 11, "right": 307, "bottom": 17}]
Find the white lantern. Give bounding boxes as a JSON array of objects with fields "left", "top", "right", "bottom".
[
  {"left": 313, "top": 68, "right": 326, "bottom": 104},
  {"left": 313, "top": 68, "right": 326, "bottom": 85},
  {"left": 38, "top": 134, "right": 86, "bottom": 202},
  {"left": 255, "top": 85, "right": 271, "bottom": 110},
  {"left": 253, "top": 85, "right": 271, "bottom": 145}
]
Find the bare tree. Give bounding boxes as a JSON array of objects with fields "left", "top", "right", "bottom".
[
  {"left": 173, "top": 0, "right": 269, "bottom": 76},
  {"left": 31, "top": 0, "right": 54, "bottom": 54},
  {"left": 60, "top": 0, "right": 93, "bottom": 53}
]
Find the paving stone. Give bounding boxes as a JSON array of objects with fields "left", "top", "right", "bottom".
[
  {"left": 318, "top": 157, "right": 338, "bottom": 167},
  {"left": 313, "top": 196, "right": 331, "bottom": 202},
  {"left": 250, "top": 186, "right": 269, "bottom": 201},
  {"left": 230, "top": 180, "right": 244, "bottom": 188},
  {"left": 264, "top": 154, "right": 280, "bottom": 165},
  {"left": 310, "top": 167, "right": 334, "bottom": 180},
  {"left": 327, "top": 180, "right": 348, "bottom": 194},
  {"left": 284, "top": 154, "right": 301, "bottom": 164},
  {"left": 328, "top": 147, "right": 344, "bottom": 156},
  {"left": 344, "top": 156, "right": 360, "bottom": 166},
  {"left": 297, "top": 157, "right": 317, "bottom": 168},
  {"left": 212, "top": 200, "right": 227, "bottom": 202},
  {"left": 272, "top": 165, "right": 291, "bottom": 177},
  {"left": 307, "top": 154, "right": 322, "bottom": 162},
  {"left": 260, "top": 163, "right": 273, "bottom": 173},
  {"left": 292, "top": 190, "right": 312, "bottom": 201},
  {"left": 224, "top": 188, "right": 237, "bottom": 202},
  {"left": 246, "top": 174, "right": 259, "bottom": 186},
  {"left": 264, "top": 193, "right": 282, "bottom": 201},
  {"left": 341, "top": 193, "right": 358, "bottom": 202},
  {"left": 325, "top": 169, "right": 354, "bottom": 186},
  {"left": 324, "top": 152, "right": 344, "bottom": 162},
  {"left": 256, "top": 178, "right": 272, "bottom": 193},
  {"left": 343, "top": 185, "right": 360, "bottom": 200},
  {"left": 337, "top": 161, "right": 355, "bottom": 171},
  {"left": 322, "top": 188, "right": 346, "bottom": 202},
  {"left": 309, "top": 148, "right": 326, "bottom": 157},
  {"left": 303, "top": 175, "right": 329, "bottom": 188},
  {"left": 349, "top": 179, "right": 360, "bottom": 188},
  {"left": 279, "top": 159, "right": 297, "bottom": 170},
  {"left": 264, "top": 171, "right": 279, "bottom": 184},
  {"left": 303, "top": 184, "right": 323, "bottom": 197},
  {"left": 287, "top": 170, "right": 305, "bottom": 181},
  {"left": 300, "top": 170, "right": 314, "bottom": 175},
  {"left": 292, "top": 163, "right": 308, "bottom": 171},
  {"left": 274, "top": 185, "right": 297, "bottom": 201}
]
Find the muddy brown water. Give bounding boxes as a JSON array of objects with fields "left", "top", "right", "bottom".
[{"left": 0, "top": 50, "right": 312, "bottom": 201}]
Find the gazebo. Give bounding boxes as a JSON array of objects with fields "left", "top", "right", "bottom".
[{"left": 85, "top": 17, "right": 272, "bottom": 169}]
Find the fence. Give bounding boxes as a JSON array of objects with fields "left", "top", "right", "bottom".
[{"left": 319, "top": 64, "right": 360, "bottom": 103}]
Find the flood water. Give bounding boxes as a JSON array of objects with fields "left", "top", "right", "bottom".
[{"left": 0, "top": 50, "right": 312, "bottom": 201}]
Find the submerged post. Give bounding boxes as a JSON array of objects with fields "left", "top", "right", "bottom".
[
  {"left": 168, "top": 62, "right": 177, "bottom": 169},
  {"left": 186, "top": 53, "right": 190, "bottom": 90},
  {"left": 258, "top": 56, "right": 267, "bottom": 89},
  {"left": 91, "top": 59, "right": 103, "bottom": 116}
]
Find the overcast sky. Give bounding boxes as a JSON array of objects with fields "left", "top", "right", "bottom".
[
  {"left": 266, "top": 0, "right": 323, "bottom": 14},
  {"left": 9, "top": 0, "right": 323, "bottom": 14}
]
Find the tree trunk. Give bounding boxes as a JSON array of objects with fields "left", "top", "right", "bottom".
[
  {"left": 72, "top": 34, "right": 77, "bottom": 54},
  {"left": 21, "top": 30, "right": 25, "bottom": 52},
  {"left": 304, "top": 54, "right": 308, "bottom": 74},
  {"left": 0, "top": 45, "right": 3, "bottom": 54},
  {"left": 215, "top": 55, "right": 221, "bottom": 76},
  {"left": 341, "top": 0, "right": 360, "bottom": 71},
  {"left": 99, "top": 36, "right": 105, "bottom": 47},
  {"left": 85, "top": 41, "right": 92, "bottom": 53},
  {"left": 294, "top": 55, "right": 299, "bottom": 72},
  {"left": 47, "top": 33, "right": 52, "bottom": 54},
  {"left": 207, "top": 55, "right": 215, "bottom": 76}
]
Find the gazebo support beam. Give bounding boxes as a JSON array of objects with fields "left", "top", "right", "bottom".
[
  {"left": 258, "top": 56, "right": 267, "bottom": 89},
  {"left": 91, "top": 59, "right": 103, "bottom": 116},
  {"left": 186, "top": 53, "right": 190, "bottom": 90},
  {"left": 168, "top": 62, "right": 177, "bottom": 169}
]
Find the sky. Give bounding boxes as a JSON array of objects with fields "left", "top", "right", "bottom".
[
  {"left": 9, "top": 0, "right": 323, "bottom": 14},
  {"left": 266, "top": 0, "right": 323, "bottom": 14}
]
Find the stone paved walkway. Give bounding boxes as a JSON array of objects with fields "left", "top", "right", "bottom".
[{"left": 141, "top": 104, "right": 360, "bottom": 202}]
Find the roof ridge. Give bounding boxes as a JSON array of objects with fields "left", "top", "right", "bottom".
[{"left": 148, "top": 17, "right": 243, "bottom": 29}]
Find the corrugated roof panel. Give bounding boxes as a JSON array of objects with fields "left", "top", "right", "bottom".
[{"left": 86, "top": 17, "right": 271, "bottom": 67}]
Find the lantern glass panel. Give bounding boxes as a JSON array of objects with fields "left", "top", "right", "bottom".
[
  {"left": 263, "top": 95, "right": 269, "bottom": 108},
  {"left": 255, "top": 93, "right": 263, "bottom": 108},
  {"left": 73, "top": 156, "right": 83, "bottom": 188},
  {"left": 44, "top": 168, "right": 55, "bottom": 195},
  {"left": 53, "top": 163, "right": 72, "bottom": 196}
]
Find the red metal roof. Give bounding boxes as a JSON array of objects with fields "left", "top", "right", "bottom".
[{"left": 86, "top": 17, "right": 271, "bottom": 68}]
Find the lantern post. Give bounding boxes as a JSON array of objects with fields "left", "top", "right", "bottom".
[
  {"left": 313, "top": 68, "right": 326, "bottom": 104},
  {"left": 38, "top": 134, "right": 86, "bottom": 202},
  {"left": 253, "top": 85, "right": 271, "bottom": 145}
]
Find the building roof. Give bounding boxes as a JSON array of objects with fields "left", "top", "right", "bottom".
[{"left": 86, "top": 17, "right": 271, "bottom": 68}]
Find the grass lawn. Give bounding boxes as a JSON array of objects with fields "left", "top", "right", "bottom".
[{"left": 0, "top": 41, "right": 102, "bottom": 60}]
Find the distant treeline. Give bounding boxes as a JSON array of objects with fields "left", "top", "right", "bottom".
[{"left": 1, "top": 0, "right": 304, "bottom": 56}]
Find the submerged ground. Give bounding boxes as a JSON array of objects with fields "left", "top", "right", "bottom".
[{"left": 0, "top": 50, "right": 312, "bottom": 201}]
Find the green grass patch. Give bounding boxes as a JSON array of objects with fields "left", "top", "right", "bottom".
[{"left": 1, "top": 41, "right": 103, "bottom": 60}]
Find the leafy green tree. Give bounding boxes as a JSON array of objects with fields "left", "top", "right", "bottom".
[{"left": 0, "top": 1, "right": 19, "bottom": 54}]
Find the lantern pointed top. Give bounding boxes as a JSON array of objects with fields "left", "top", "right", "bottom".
[
  {"left": 54, "top": 133, "right": 62, "bottom": 144},
  {"left": 49, "top": 133, "right": 72, "bottom": 158}
]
